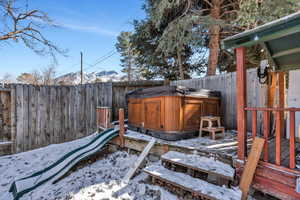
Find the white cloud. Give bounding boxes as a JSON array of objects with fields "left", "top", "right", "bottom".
[{"left": 57, "top": 22, "right": 118, "bottom": 37}]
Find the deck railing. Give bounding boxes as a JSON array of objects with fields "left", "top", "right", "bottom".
[{"left": 245, "top": 107, "right": 300, "bottom": 169}]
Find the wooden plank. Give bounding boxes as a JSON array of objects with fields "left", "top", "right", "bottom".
[
  {"left": 252, "top": 111, "right": 257, "bottom": 138},
  {"left": 278, "top": 72, "right": 285, "bottom": 136},
  {"left": 10, "top": 85, "right": 16, "bottom": 153},
  {"left": 236, "top": 47, "right": 247, "bottom": 160},
  {"left": 144, "top": 164, "right": 241, "bottom": 200},
  {"left": 15, "top": 84, "right": 24, "bottom": 152},
  {"left": 0, "top": 90, "right": 11, "bottom": 142},
  {"left": 74, "top": 86, "right": 80, "bottom": 138},
  {"left": 123, "top": 138, "right": 156, "bottom": 182},
  {"left": 119, "top": 108, "right": 125, "bottom": 147},
  {"left": 45, "top": 86, "right": 51, "bottom": 146},
  {"left": 28, "top": 85, "right": 34, "bottom": 149},
  {"left": 23, "top": 85, "right": 29, "bottom": 151},
  {"left": 263, "top": 111, "right": 270, "bottom": 162},
  {"left": 239, "top": 137, "right": 265, "bottom": 200},
  {"left": 275, "top": 111, "right": 281, "bottom": 165},
  {"left": 162, "top": 151, "right": 235, "bottom": 181},
  {"left": 290, "top": 111, "right": 296, "bottom": 169}
]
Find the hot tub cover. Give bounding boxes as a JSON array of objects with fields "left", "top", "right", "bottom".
[{"left": 126, "top": 85, "right": 221, "bottom": 99}]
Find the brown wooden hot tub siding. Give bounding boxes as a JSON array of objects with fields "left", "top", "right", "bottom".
[{"left": 128, "top": 95, "right": 220, "bottom": 140}]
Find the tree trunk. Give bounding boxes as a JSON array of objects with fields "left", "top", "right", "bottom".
[
  {"left": 207, "top": 0, "right": 221, "bottom": 76},
  {"left": 128, "top": 54, "right": 132, "bottom": 81},
  {"left": 177, "top": 49, "right": 184, "bottom": 80}
]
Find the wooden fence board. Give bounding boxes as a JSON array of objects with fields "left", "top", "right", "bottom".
[
  {"left": 10, "top": 85, "right": 16, "bottom": 153},
  {"left": 0, "top": 90, "right": 11, "bottom": 142},
  {"left": 171, "top": 69, "right": 267, "bottom": 131},
  {"left": 15, "top": 85, "right": 24, "bottom": 152}
]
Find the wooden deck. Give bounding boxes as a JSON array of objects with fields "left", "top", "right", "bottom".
[
  {"left": 267, "top": 137, "right": 300, "bottom": 169},
  {"left": 110, "top": 130, "right": 249, "bottom": 165}
]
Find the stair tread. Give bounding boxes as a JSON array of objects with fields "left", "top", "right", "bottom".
[
  {"left": 161, "top": 151, "right": 234, "bottom": 180},
  {"left": 202, "top": 127, "right": 225, "bottom": 130},
  {"left": 144, "top": 163, "right": 241, "bottom": 200}
]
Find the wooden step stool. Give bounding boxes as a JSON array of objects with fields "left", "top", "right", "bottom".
[{"left": 199, "top": 116, "right": 225, "bottom": 140}]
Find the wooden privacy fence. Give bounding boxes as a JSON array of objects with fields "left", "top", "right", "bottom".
[
  {"left": 0, "top": 81, "right": 164, "bottom": 154},
  {"left": 171, "top": 68, "right": 268, "bottom": 131},
  {"left": 10, "top": 83, "right": 113, "bottom": 153}
]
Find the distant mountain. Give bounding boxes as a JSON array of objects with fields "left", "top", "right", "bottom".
[{"left": 55, "top": 70, "right": 125, "bottom": 85}]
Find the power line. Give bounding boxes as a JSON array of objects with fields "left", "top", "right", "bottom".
[
  {"left": 55, "top": 50, "right": 117, "bottom": 77},
  {"left": 84, "top": 51, "right": 118, "bottom": 71},
  {"left": 92, "top": 49, "right": 116, "bottom": 64}
]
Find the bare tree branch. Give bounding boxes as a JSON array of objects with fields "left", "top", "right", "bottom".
[{"left": 0, "top": 0, "right": 67, "bottom": 62}]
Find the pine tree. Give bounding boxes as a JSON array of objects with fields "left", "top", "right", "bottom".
[
  {"left": 116, "top": 32, "right": 139, "bottom": 81},
  {"left": 151, "top": 0, "right": 239, "bottom": 76},
  {"left": 129, "top": 1, "right": 206, "bottom": 80}
]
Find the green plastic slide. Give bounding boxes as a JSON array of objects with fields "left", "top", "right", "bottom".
[{"left": 9, "top": 128, "right": 119, "bottom": 200}]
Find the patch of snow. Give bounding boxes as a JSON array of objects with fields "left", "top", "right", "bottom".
[
  {"left": 126, "top": 130, "right": 239, "bottom": 155},
  {"left": 0, "top": 133, "right": 176, "bottom": 200},
  {"left": 55, "top": 70, "right": 126, "bottom": 84},
  {"left": 0, "top": 141, "right": 12, "bottom": 145},
  {"left": 162, "top": 151, "right": 235, "bottom": 179},
  {"left": 144, "top": 163, "right": 242, "bottom": 200},
  {"left": 0, "top": 133, "right": 98, "bottom": 195}
]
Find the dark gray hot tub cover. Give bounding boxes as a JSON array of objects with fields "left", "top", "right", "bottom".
[{"left": 126, "top": 85, "right": 221, "bottom": 99}]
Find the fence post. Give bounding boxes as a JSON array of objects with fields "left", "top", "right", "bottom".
[{"left": 119, "top": 108, "right": 125, "bottom": 148}]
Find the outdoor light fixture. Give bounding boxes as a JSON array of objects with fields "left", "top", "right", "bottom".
[{"left": 257, "top": 59, "right": 269, "bottom": 84}]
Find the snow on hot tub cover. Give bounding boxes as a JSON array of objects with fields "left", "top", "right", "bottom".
[{"left": 126, "top": 85, "right": 221, "bottom": 99}]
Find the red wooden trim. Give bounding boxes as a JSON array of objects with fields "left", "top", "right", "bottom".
[
  {"left": 236, "top": 47, "right": 247, "bottom": 160},
  {"left": 278, "top": 73, "right": 285, "bottom": 137},
  {"left": 245, "top": 107, "right": 300, "bottom": 111},
  {"left": 252, "top": 111, "right": 257, "bottom": 138},
  {"left": 290, "top": 111, "right": 296, "bottom": 169},
  {"left": 119, "top": 108, "right": 125, "bottom": 148},
  {"left": 275, "top": 111, "right": 281, "bottom": 165},
  {"left": 263, "top": 111, "right": 269, "bottom": 162},
  {"left": 235, "top": 160, "right": 300, "bottom": 200},
  {"left": 253, "top": 176, "right": 300, "bottom": 200},
  {"left": 259, "top": 161, "right": 300, "bottom": 175}
]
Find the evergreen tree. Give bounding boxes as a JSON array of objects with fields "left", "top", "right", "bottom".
[
  {"left": 116, "top": 31, "right": 139, "bottom": 81},
  {"left": 119, "top": 0, "right": 300, "bottom": 79},
  {"left": 130, "top": 1, "right": 206, "bottom": 80},
  {"left": 150, "top": 0, "right": 239, "bottom": 76}
]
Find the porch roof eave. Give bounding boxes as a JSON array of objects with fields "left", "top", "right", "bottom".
[
  {"left": 223, "top": 11, "right": 300, "bottom": 49},
  {"left": 223, "top": 11, "right": 300, "bottom": 71}
]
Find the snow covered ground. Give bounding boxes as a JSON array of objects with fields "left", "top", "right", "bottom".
[{"left": 0, "top": 134, "right": 176, "bottom": 200}]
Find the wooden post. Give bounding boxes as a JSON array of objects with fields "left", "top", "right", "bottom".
[
  {"left": 278, "top": 72, "right": 285, "bottom": 137},
  {"left": 275, "top": 111, "right": 281, "bottom": 165},
  {"left": 236, "top": 47, "right": 247, "bottom": 160},
  {"left": 96, "top": 107, "right": 112, "bottom": 129},
  {"left": 119, "top": 108, "right": 125, "bottom": 148},
  {"left": 252, "top": 111, "right": 257, "bottom": 138},
  {"left": 290, "top": 111, "right": 296, "bottom": 169},
  {"left": 263, "top": 111, "right": 270, "bottom": 162}
]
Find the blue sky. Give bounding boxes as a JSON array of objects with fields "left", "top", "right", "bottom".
[{"left": 0, "top": 0, "right": 146, "bottom": 78}]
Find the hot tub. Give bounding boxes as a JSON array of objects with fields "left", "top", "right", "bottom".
[{"left": 126, "top": 86, "right": 221, "bottom": 141}]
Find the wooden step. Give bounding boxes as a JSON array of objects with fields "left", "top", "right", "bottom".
[
  {"left": 202, "top": 127, "right": 225, "bottom": 132},
  {"left": 161, "top": 151, "right": 235, "bottom": 181},
  {"left": 143, "top": 163, "right": 241, "bottom": 200}
]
